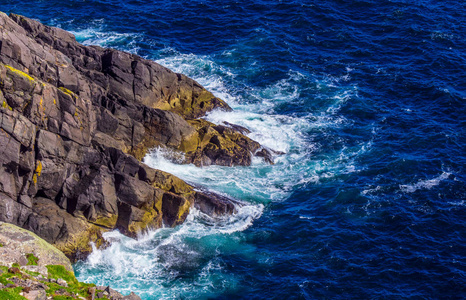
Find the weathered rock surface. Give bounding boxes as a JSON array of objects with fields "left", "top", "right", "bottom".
[
  {"left": 1, "top": 12, "right": 272, "bottom": 166},
  {"left": 0, "top": 221, "right": 72, "bottom": 272},
  {"left": 0, "top": 12, "right": 274, "bottom": 260},
  {"left": 0, "top": 222, "right": 141, "bottom": 299}
]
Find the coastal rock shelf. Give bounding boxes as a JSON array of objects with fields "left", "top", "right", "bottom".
[{"left": 0, "top": 12, "right": 273, "bottom": 260}]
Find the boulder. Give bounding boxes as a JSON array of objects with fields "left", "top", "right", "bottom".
[
  {"left": 0, "top": 221, "right": 73, "bottom": 272},
  {"left": 194, "top": 191, "right": 238, "bottom": 217}
]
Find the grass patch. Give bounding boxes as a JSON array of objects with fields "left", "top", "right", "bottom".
[
  {"left": 21, "top": 269, "right": 40, "bottom": 277},
  {"left": 46, "top": 265, "right": 97, "bottom": 299},
  {"left": 26, "top": 253, "right": 39, "bottom": 266},
  {"left": 0, "top": 266, "right": 17, "bottom": 286},
  {"left": 0, "top": 264, "right": 105, "bottom": 299},
  {"left": 53, "top": 296, "right": 81, "bottom": 300},
  {"left": 0, "top": 288, "right": 27, "bottom": 300},
  {"left": 46, "top": 265, "right": 78, "bottom": 286}
]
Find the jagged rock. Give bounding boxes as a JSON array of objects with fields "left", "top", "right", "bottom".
[
  {"left": 56, "top": 278, "right": 68, "bottom": 287},
  {"left": 0, "top": 11, "right": 273, "bottom": 260},
  {"left": 254, "top": 147, "right": 275, "bottom": 164},
  {"left": 183, "top": 119, "right": 274, "bottom": 166},
  {"left": 8, "top": 267, "right": 21, "bottom": 274},
  {"left": 22, "top": 289, "right": 46, "bottom": 300},
  {"left": 122, "top": 292, "right": 143, "bottom": 300},
  {"left": 222, "top": 121, "right": 252, "bottom": 134},
  {"left": 88, "top": 286, "right": 96, "bottom": 300},
  {"left": 95, "top": 286, "right": 142, "bottom": 300},
  {"left": 194, "top": 191, "right": 238, "bottom": 217}
]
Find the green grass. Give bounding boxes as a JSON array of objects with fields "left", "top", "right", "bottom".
[
  {"left": 21, "top": 269, "right": 40, "bottom": 277},
  {"left": 0, "top": 288, "right": 27, "bottom": 300},
  {"left": 0, "top": 266, "right": 16, "bottom": 285},
  {"left": 0, "top": 264, "right": 108, "bottom": 300},
  {"left": 51, "top": 295, "right": 75, "bottom": 300},
  {"left": 26, "top": 253, "right": 39, "bottom": 266},
  {"left": 46, "top": 265, "right": 97, "bottom": 299},
  {"left": 46, "top": 265, "right": 78, "bottom": 285}
]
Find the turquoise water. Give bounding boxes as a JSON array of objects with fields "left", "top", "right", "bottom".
[{"left": 2, "top": 0, "right": 465, "bottom": 298}]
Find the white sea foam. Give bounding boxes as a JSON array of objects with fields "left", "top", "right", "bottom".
[
  {"left": 448, "top": 200, "right": 465, "bottom": 206},
  {"left": 148, "top": 50, "right": 369, "bottom": 201},
  {"left": 75, "top": 205, "right": 261, "bottom": 299},
  {"left": 399, "top": 172, "right": 451, "bottom": 193},
  {"left": 68, "top": 24, "right": 142, "bottom": 54},
  {"left": 70, "top": 29, "right": 369, "bottom": 297}
]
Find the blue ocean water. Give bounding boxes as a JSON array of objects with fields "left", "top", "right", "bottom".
[{"left": 2, "top": 1, "right": 465, "bottom": 299}]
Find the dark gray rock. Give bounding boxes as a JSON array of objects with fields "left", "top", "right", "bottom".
[
  {"left": 194, "top": 191, "right": 238, "bottom": 217},
  {"left": 0, "top": 11, "right": 269, "bottom": 261}
]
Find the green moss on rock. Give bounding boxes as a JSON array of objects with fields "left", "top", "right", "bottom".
[{"left": 26, "top": 253, "right": 39, "bottom": 266}]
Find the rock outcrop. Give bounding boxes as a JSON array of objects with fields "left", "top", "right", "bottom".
[
  {"left": 0, "top": 221, "right": 72, "bottom": 273},
  {"left": 0, "top": 222, "right": 141, "bottom": 299},
  {"left": 0, "top": 12, "right": 274, "bottom": 260}
]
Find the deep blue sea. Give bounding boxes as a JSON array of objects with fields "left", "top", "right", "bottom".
[{"left": 2, "top": 1, "right": 465, "bottom": 299}]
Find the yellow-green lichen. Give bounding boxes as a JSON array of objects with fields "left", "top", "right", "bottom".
[
  {"left": 92, "top": 214, "right": 118, "bottom": 229},
  {"left": 35, "top": 161, "right": 43, "bottom": 176},
  {"left": 127, "top": 209, "right": 162, "bottom": 236},
  {"left": 53, "top": 224, "right": 107, "bottom": 261},
  {"left": 2, "top": 100, "right": 13, "bottom": 111},
  {"left": 32, "top": 161, "right": 42, "bottom": 185},
  {"left": 58, "top": 87, "right": 75, "bottom": 97},
  {"left": 4, "top": 65, "right": 35, "bottom": 82},
  {"left": 176, "top": 200, "right": 191, "bottom": 224}
]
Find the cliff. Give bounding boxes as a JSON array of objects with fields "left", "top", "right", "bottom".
[{"left": 0, "top": 12, "right": 273, "bottom": 260}]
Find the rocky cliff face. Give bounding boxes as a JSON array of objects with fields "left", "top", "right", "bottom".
[{"left": 0, "top": 12, "right": 272, "bottom": 260}]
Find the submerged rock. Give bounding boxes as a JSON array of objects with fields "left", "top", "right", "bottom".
[{"left": 0, "top": 12, "right": 273, "bottom": 259}]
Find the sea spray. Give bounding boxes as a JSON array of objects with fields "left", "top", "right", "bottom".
[{"left": 75, "top": 205, "right": 263, "bottom": 299}]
